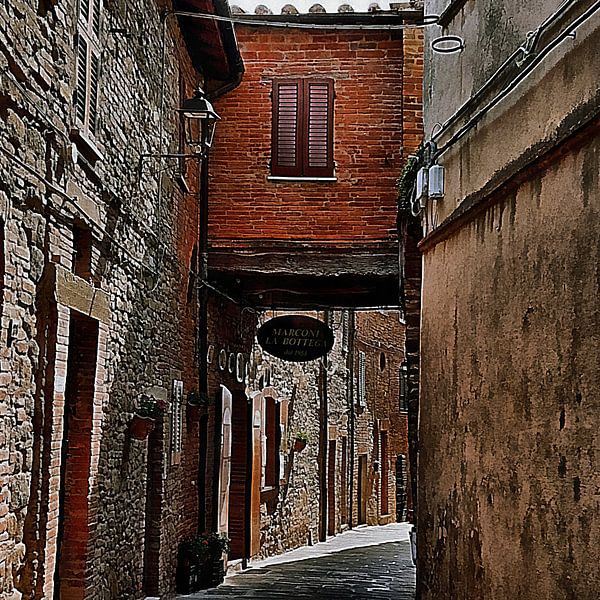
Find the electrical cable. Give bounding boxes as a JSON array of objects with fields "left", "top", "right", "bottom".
[
  {"left": 431, "top": 0, "right": 580, "bottom": 145},
  {"left": 432, "top": 0, "right": 600, "bottom": 159},
  {"left": 0, "top": 143, "right": 172, "bottom": 279}
]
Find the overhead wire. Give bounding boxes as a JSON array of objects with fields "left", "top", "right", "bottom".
[
  {"left": 171, "top": 9, "right": 438, "bottom": 30},
  {"left": 432, "top": 0, "right": 600, "bottom": 159}
]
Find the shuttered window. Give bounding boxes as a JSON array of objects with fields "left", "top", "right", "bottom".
[
  {"left": 272, "top": 78, "right": 334, "bottom": 178},
  {"left": 170, "top": 380, "right": 184, "bottom": 465},
  {"left": 358, "top": 350, "right": 366, "bottom": 407},
  {"left": 75, "top": 0, "right": 102, "bottom": 138}
]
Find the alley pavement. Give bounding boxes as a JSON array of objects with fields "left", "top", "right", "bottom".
[{"left": 178, "top": 523, "right": 415, "bottom": 600}]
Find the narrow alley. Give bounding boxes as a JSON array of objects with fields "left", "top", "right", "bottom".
[
  {"left": 2, "top": 0, "right": 600, "bottom": 597},
  {"left": 179, "top": 524, "right": 415, "bottom": 600}
]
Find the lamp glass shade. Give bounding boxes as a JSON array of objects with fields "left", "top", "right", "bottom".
[{"left": 179, "top": 89, "right": 221, "bottom": 151}]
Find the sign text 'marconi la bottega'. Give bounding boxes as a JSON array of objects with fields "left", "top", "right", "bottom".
[{"left": 257, "top": 315, "right": 334, "bottom": 362}]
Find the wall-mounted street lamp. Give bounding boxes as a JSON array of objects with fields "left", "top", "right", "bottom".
[
  {"left": 178, "top": 88, "right": 221, "bottom": 153},
  {"left": 138, "top": 87, "right": 220, "bottom": 172}
]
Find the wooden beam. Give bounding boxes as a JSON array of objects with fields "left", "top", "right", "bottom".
[{"left": 208, "top": 248, "right": 399, "bottom": 277}]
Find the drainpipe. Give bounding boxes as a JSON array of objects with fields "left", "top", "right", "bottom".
[
  {"left": 198, "top": 30, "right": 244, "bottom": 534},
  {"left": 198, "top": 146, "right": 212, "bottom": 531},
  {"left": 347, "top": 309, "right": 355, "bottom": 529},
  {"left": 318, "top": 311, "right": 329, "bottom": 543}
]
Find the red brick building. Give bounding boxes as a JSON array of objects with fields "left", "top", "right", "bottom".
[
  {"left": 354, "top": 310, "right": 410, "bottom": 526},
  {"left": 207, "top": 7, "right": 424, "bottom": 309}
]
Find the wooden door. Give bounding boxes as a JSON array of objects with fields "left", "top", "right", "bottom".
[
  {"left": 381, "top": 430, "right": 389, "bottom": 515},
  {"left": 358, "top": 454, "right": 367, "bottom": 525},
  {"left": 218, "top": 386, "right": 232, "bottom": 535},
  {"left": 327, "top": 440, "right": 336, "bottom": 536},
  {"left": 228, "top": 392, "right": 249, "bottom": 559}
]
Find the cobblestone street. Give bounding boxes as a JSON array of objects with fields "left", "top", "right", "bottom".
[{"left": 179, "top": 524, "right": 415, "bottom": 600}]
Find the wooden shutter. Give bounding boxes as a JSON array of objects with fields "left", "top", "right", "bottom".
[
  {"left": 272, "top": 80, "right": 302, "bottom": 176},
  {"left": 303, "top": 79, "right": 334, "bottom": 177},
  {"left": 88, "top": 50, "right": 100, "bottom": 136},
  {"left": 75, "top": 37, "right": 88, "bottom": 124},
  {"left": 218, "top": 386, "right": 232, "bottom": 535},
  {"left": 91, "top": 0, "right": 101, "bottom": 37},
  {"left": 75, "top": 0, "right": 101, "bottom": 138}
]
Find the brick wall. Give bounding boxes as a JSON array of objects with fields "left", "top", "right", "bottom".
[
  {"left": 354, "top": 310, "right": 409, "bottom": 526},
  {"left": 209, "top": 27, "right": 413, "bottom": 246}
]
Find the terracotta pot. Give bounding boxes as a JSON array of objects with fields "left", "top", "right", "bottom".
[
  {"left": 130, "top": 414, "right": 155, "bottom": 440},
  {"left": 294, "top": 438, "right": 307, "bottom": 452}
]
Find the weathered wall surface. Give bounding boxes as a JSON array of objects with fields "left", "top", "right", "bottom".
[
  {"left": 419, "top": 1, "right": 600, "bottom": 598},
  {"left": 419, "top": 133, "right": 600, "bottom": 600},
  {"left": 424, "top": 0, "right": 564, "bottom": 133},
  {"left": 0, "top": 0, "right": 208, "bottom": 597},
  {"left": 209, "top": 27, "right": 407, "bottom": 245}
]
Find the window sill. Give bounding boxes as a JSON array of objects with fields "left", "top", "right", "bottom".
[
  {"left": 70, "top": 127, "right": 104, "bottom": 165},
  {"left": 267, "top": 176, "right": 337, "bottom": 183}
]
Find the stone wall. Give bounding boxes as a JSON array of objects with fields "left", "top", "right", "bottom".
[
  {"left": 0, "top": 0, "right": 217, "bottom": 596},
  {"left": 244, "top": 309, "right": 409, "bottom": 562}
]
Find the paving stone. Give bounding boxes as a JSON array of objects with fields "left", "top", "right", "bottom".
[{"left": 179, "top": 525, "right": 415, "bottom": 600}]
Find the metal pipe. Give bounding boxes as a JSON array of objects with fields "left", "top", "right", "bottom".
[
  {"left": 318, "top": 311, "right": 329, "bottom": 542},
  {"left": 347, "top": 309, "right": 355, "bottom": 529}
]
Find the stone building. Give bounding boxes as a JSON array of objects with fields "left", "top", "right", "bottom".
[
  {"left": 0, "top": 0, "right": 241, "bottom": 597},
  {"left": 411, "top": 1, "right": 600, "bottom": 598},
  {"left": 214, "top": 308, "right": 409, "bottom": 565}
]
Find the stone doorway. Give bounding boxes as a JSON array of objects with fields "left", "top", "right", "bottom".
[{"left": 54, "top": 312, "right": 99, "bottom": 600}]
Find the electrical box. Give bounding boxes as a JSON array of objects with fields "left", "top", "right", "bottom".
[
  {"left": 428, "top": 164, "right": 445, "bottom": 199},
  {"left": 416, "top": 167, "right": 428, "bottom": 206}
]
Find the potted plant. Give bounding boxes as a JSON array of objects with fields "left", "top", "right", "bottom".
[
  {"left": 293, "top": 430, "right": 309, "bottom": 452},
  {"left": 176, "top": 532, "right": 231, "bottom": 593},
  {"left": 187, "top": 390, "right": 210, "bottom": 421},
  {"left": 129, "top": 394, "right": 166, "bottom": 440}
]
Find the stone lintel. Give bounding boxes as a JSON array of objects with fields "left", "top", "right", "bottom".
[{"left": 53, "top": 263, "right": 111, "bottom": 324}]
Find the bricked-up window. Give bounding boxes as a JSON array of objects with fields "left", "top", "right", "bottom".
[
  {"left": 75, "top": 0, "right": 102, "bottom": 138},
  {"left": 271, "top": 79, "right": 334, "bottom": 178}
]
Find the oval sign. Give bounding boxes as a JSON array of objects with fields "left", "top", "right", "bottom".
[{"left": 257, "top": 315, "right": 334, "bottom": 362}]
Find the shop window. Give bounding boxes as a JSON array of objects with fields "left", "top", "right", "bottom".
[{"left": 271, "top": 78, "right": 334, "bottom": 178}]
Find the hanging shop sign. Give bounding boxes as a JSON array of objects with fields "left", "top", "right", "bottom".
[{"left": 257, "top": 315, "right": 334, "bottom": 362}]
